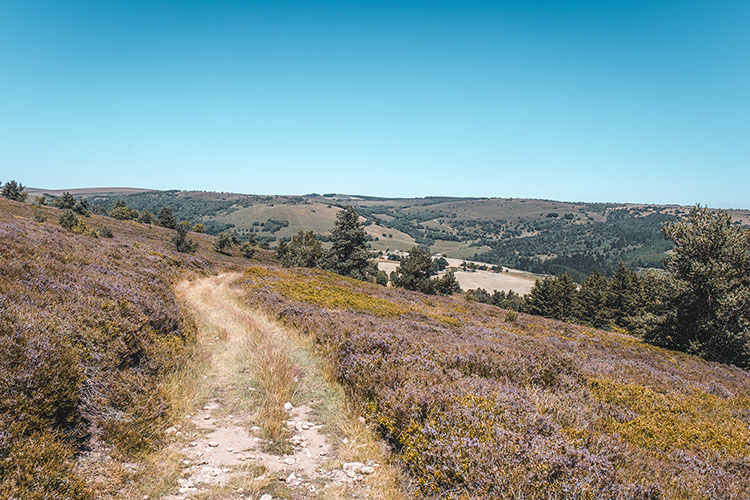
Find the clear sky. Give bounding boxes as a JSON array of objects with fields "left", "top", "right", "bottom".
[{"left": 0, "top": 1, "right": 748, "bottom": 208}]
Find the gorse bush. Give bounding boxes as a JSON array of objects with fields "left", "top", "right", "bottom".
[{"left": 241, "top": 266, "right": 750, "bottom": 499}]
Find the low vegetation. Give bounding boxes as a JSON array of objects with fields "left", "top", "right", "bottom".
[
  {"left": 0, "top": 196, "right": 262, "bottom": 498},
  {"left": 240, "top": 265, "right": 749, "bottom": 499}
]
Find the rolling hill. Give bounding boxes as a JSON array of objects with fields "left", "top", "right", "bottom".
[{"left": 31, "top": 188, "right": 750, "bottom": 281}]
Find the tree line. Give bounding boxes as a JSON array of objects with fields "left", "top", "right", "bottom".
[{"left": 513, "top": 207, "right": 749, "bottom": 368}]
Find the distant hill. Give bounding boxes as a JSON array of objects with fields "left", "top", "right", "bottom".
[{"left": 39, "top": 187, "right": 750, "bottom": 281}]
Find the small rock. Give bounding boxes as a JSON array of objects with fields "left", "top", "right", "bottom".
[
  {"left": 346, "top": 470, "right": 356, "bottom": 478},
  {"left": 285, "top": 472, "right": 296, "bottom": 483},
  {"left": 319, "top": 450, "right": 327, "bottom": 456},
  {"left": 260, "top": 495, "right": 273, "bottom": 500},
  {"left": 227, "top": 447, "right": 233, "bottom": 452},
  {"left": 203, "top": 415, "right": 211, "bottom": 420},
  {"left": 282, "top": 456, "right": 296, "bottom": 465},
  {"left": 164, "top": 426, "right": 178, "bottom": 435},
  {"left": 182, "top": 460, "right": 191, "bottom": 466},
  {"left": 342, "top": 438, "right": 349, "bottom": 444},
  {"left": 360, "top": 465, "right": 376, "bottom": 474},
  {"left": 188, "top": 441, "right": 198, "bottom": 447},
  {"left": 250, "top": 425, "right": 261, "bottom": 432},
  {"left": 301, "top": 422, "right": 310, "bottom": 430},
  {"left": 283, "top": 402, "right": 293, "bottom": 411},
  {"left": 202, "top": 375, "right": 208, "bottom": 379},
  {"left": 208, "top": 441, "right": 219, "bottom": 448}
]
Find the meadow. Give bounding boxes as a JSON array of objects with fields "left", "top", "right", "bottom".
[{"left": 240, "top": 266, "right": 750, "bottom": 499}]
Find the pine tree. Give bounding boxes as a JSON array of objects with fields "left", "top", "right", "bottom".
[
  {"left": 607, "top": 264, "right": 640, "bottom": 328},
  {"left": 647, "top": 206, "right": 750, "bottom": 367},
  {"left": 56, "top": 192, "right": 75, "bottom": 209},
  {"left": 280, "top": 230, "right": 322, "bottom": 268},
  {"left": 522, "top": 273, "right": 578, "bottom": 321},
  {"left": 1, "top": 180, "right": 27, "bottom": 202},
  {"left": 391, "top": 246, "right": 436, "bottom": 293},
  {"left": 576, "top": 272, "right": 611, "bottom": 328},
  {"left": 171, "top": 224, "right": 198, "bottom": 253},
  {"left": 157, "top": 206, "right": 177, "bottom": 229},
  {"left": 321, "top": 206, "right": 376, "bottom": 281}
]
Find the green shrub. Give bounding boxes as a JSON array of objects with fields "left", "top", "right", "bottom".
[
  {"left": 97, "top": 226, "right": 114, "bottom": 238},
  {"left": 240, "top": 241, "right": 256, "bottom": 259},
  {"left": 58, "top": 209, "right": 77, "bottom": 230},
  {"left": 213, "top": 231, "right": 235, "bottom": 254}
]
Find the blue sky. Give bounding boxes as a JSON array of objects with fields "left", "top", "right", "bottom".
[{"left": 0, "top": 1, "right": 748, "bottom": 208}]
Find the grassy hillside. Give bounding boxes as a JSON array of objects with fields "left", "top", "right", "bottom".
[
  {"left": 72, "top": 189, "right": 750, "bottom": 280},
  {"left": 0, "top": 198, "right": 269, "bottom": 498},
  {"left": 240, "top": 266, "right": 750, "bottom": 499}
]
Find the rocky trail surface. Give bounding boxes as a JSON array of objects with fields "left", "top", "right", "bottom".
[{"left": 150, "top": 273, "right": 402, "bottom": 500}]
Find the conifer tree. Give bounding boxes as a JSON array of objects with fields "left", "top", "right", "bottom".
[
  {"left": 1, "top": 180, "right": 27, "bottom": 202},
  {"left": 157, "top": 206, "right": 177, "bottom": 229},
  {"left": 576, "top": 272, "right": 611, "bottom": 328},
  {"left": 321, "top": 206, "right": 376, "bottom": 281}
]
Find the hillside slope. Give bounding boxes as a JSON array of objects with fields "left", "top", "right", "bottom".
[
  {"left": 240, "top": 266, "right": 750, "bottom": 499},
  {"left": 0, "top": 198, "right": 262, "bottom": 497}
]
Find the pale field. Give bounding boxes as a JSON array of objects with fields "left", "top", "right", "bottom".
[{"left": 377, "top": 259, "right": 539, "bottom": 295}]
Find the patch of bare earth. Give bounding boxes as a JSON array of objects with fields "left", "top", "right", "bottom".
[{"left": 152, "top": 273, "right": 405, "bottom": 500}]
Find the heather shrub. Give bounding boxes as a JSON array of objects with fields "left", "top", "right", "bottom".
[
  {"left": 240, "top": 266, "right": 750, "bottom": 499},
  {"left": 0, "top": 425, "right": 91, "bottom": 500},
  {"left": 0, "top": 200, "right": 209, "bottom": 495},
  {"left": 213, "top": 231, "right": 235, "bottom": 254},
  {"left": 240, "top": 241, "right": 256, "bottom": 258},
  {"left": 97, "top": 225, "right": 114, "bottom": 238}
]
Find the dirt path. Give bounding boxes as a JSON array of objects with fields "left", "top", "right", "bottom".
[{"left": 149, "top": 273, "right": 404, "bottom": 500}]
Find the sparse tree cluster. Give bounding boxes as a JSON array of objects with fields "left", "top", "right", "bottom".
[
  {"left": 516, "top": 206, "right": 750, "bottom": 368},
  {"left": 389, "top": 246, "right": 461, "bottom": 295},
  {"left": 277, "top": 230, "right": 322, "bottom": 267}
]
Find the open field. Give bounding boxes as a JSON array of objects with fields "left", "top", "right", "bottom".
[{"left": 377, "top": 258, "right": 540, "bottom": 295}]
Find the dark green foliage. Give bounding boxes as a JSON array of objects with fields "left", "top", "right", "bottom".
[
  {"left": 239, "top": 241, "right": 256, "bottom": 259},
  {"left": 321, "top": 206, "right": 377, "bottom": 281},
  {"left": 213, "top": 231, "right": 235, "bottom": 254},
  {"left": 465, "top": 288, "right": 522, "bottom": 310},
  {"left": 138, "top": 210, "right": 155, "bottom": 224},
  {"left": 376, "top": 270, "right": 389, "bottom": 286},
  {"left": 607, "top": 264, "right": 640, "bottom": 328},
  {"left": 434, "top": 271, "right": 461, "bottom": 295},
  {"left": 171, "top": 224, "right": 198, "bottom": 253},
  {"left": 433, "top": 256, "right": 449, "bottom": 271},
  {"left": 522, "top": 273, "right": 578, "bottom": 321},
  {"left": 72, "top": 199, "right": 90, "bottom": 216},
  {"left": 35, "top": 195, "right": 47, "bottom": 206},
  {"left": 97, "top": 226, "right": 114, "bottom": 238},
  {"left": 645, "top": 207, "right": 750, "bottom": 367},
  {"left": 391, "top": 247, "right": 461, "bottom": 295},
  {"left": 157, "top": 206, "right": 177, "bottom": 229},
  {"left": 1, "top": 180, "right": 28, "bottom": 202},
  {"left": 33, "top": 209, "right": 47, "bottom": 223},
  {"left": 58, "top": 209, "right": 77, "bottom": 230},
  {"left": 278, "top": 230, "right": 322, "bottom": 268},
  {"left": 576, "top": 272, "right": 611, "bottom": 328},
  {"left": 391, "top": 246, "right": 436, "bottom": 293},
  {"left": 56, "top": 192, "right": 75, "bottom": 210}
]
